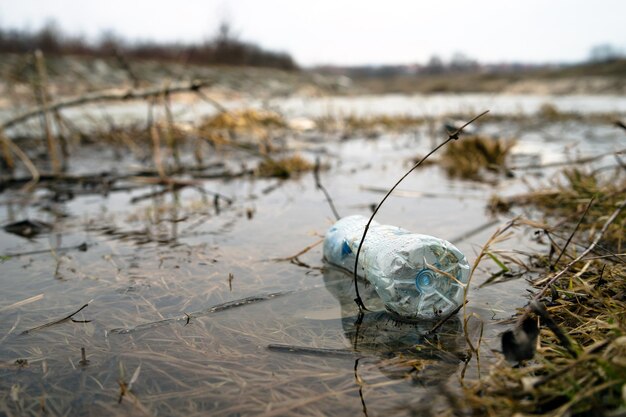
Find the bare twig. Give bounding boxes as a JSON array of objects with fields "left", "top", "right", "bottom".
[
  {"left": 109, "top": 291, "right": 292, "bottom": 334},
  {"left": 450, "top": 219, "right": 500, "bottom": 244},
  {"left": 114, "top": 48, "right": 140, "bottom": 88},
  {"left": 150, "top": 125, "right": 167, "bottom": 180},
  {"left": 2, "top": 80, "right": 216, "bottom": 130},
  {"left": 314, "top": 157, "right": 340, "bottom": 220},
  {"left": 530, "top": 301, "right": 579, "bottom": 358},
  {"left": 532, "top": 198, "right": 626, "bottom": 300},
  {"left": 20, "top": 300, "right": 92, "bottom": 335},
  {"left": 162, "top": 88, "right": 181, "bottom": 168},
  {"left": 551, "top": 196, "right": 595, "bottom": 270},
  {"left": 352, "top": 110, "right": 489, "bottom": 311},
  {"left": 34, "top": 50, "right": 62, "bottom": 174},
  {"left": 355, "top": 358, "right": 369, "bottom": 417},
  {"left": 273, "top": 238, "right": 323, "bottom": 262},
  {"left": 0, "top": 129, "right": 40, "bottom": 189},
  {"left": 194, "top": 88, "right": 228, "bottom": 113},
  {"left": 461, "top": 218, "right": 518, "bottom": 369},
  {"left": 428, "top": 300, "right": 467, "bottom": 334},
  {"left": 267, "top": 344, "right": 356, "bottom": 357}
]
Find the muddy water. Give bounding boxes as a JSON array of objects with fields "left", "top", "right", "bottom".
[{"left": 0, "top": 113, "right": 624, "bottom": 415}]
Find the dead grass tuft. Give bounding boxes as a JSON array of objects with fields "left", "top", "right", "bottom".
[
  {"left": 491, "top": 168, "right": 626, "bottom": 252},
  {"left": 440, "top": 135, "right": 516, "bottom": 180},
  {"left": 201, "top": 109, "right": 286, "bottom": 131},
  {"left": 256, "top": 154, "right": 314, "bottom": 178},
  {"left": 464, "top": 162, "right": 626, "bottom": 417}
]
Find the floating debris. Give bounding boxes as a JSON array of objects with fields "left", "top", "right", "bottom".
[{"left": 3, "top": 219, "right": 52, "bottom": 238}]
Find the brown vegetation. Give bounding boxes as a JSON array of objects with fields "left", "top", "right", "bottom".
[
  {"left": 440, "top": 135, "right": 516, "bottom": 180},
  {"left": 464, "top": 163, "right": 626, "bottom": 416}
]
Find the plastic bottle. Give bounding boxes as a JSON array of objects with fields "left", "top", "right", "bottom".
[{"left": 323, "top": 215, "right": 470, "bottom": 321}]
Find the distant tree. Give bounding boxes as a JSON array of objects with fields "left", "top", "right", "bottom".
[
  {"left": 213, "top": 20, "right": 243, "bottom": 65},
  {"left": 36, "top": 20, "right": 63, "bottom": 53},
  {"left": 449, "top": 52, "right": 479, "bottom": 72},
  {"left": 0, "top": 20, "right": 297, "bottom": 70},
  {"left": 424, "top": 55, "right": 445, "bottom": 74},
  {"left": 98, "top": 30, "right": 124, "bottom": 56},
  {"left": 589, "top": 44, "right": 623, "bottom": 62}
]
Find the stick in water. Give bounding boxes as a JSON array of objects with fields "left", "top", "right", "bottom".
[{"left": 352, "top": 110, "right": 490, "bottom": 311}]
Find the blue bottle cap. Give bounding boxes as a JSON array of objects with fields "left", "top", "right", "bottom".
[{"left": 415, "top": 269, "right": 435, "bottom": 291}]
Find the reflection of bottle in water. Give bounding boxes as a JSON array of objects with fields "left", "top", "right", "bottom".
[
  {"left": 323, "top": 215, "right": 470, "bottom": 320},
  {"left": 322, "top": 267, "right": 465, "bottom": 385}
]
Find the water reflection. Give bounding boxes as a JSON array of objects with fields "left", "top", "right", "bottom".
[{"left": 322, "top": 266, "right": 466, "bottom": 385}]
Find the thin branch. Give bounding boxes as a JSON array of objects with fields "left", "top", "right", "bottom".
[
  {"left": 314, "top": 157, "right": 340, "bottom": 220},
  {"left": 550, "top": 196, "right": 595, "bottom": 270},
  {"left": 20, "top": 300, "right": 92, "bottom": 335},
  {"left": 109, "top": 291, "right": 292, "bottom": 334},
  {"left": 450, "top": 219, "right": 500, "bottom": 244},
  {"left": 267, "top": 344, "right": 356, "bottom": 357},
  {"left": 34, "top": 50, "right": 62, "bottom": 174},
  {"left": 428, "top": 300, "right": 467, "bottom": 334},
  {"left": 272, "top": 238, "right": 323, "bottom": 262},
  {"left": 2, "top": 79, "right": 216, "bottom": 130},
  {"left": 530, "top": 301, "right": 579, "bottom": 358},
  {"left": 355, "top": 358, "right": 369, "bottom": 417},
  {"left": 0, "top": 130, "right": 40, "bottom": 189},
  {"left": 352, "top": 110, "right": 489, "bottom": 311},
  {"left": 532, "top": 198, "right": 626, "bottom": 301},
  {"left": 194, "top": 89, "right": 228, "bottom": 113}
]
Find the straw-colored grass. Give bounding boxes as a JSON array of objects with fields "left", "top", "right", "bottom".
[
  {"left": 440, "top": 135, "right": 516, "bottom": 180},
  {"left": 256, "top": 154, "right": 314, "bottom": 178},
  {"left": 461, "top": 163, "right": 626, "bottom": 417}
]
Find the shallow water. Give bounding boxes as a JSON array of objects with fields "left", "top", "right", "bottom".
[
  {"left": 270, "top": 93, "right": 626, "bottom": 118},
  {"left": 3, "top": 92, "right": 626, "bottom": 136},
  {"left": 1, "top": 107, "right": 623, "bottom": 415}
]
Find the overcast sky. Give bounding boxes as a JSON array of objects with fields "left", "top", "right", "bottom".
[{"left": 1, "top": 0, "right": 625, "bottom": 66}]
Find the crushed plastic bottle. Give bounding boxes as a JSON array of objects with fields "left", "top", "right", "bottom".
[{"left": 323, "top": 215, "right": 470, "bottom": 321}]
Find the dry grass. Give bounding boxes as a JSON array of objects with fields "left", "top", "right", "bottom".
[
  {"left": 491, "top": 168, "right": 626, "bottom": 252},
  {"left": 314, "top": 114, "right": 426, "bottom": 136},
  {"left": 440, "top": 135, "right": 516, "bottom": 180},
  {"left": 463, "top": 262, "right": 625, "bottom": 416},
  {"left": 462, "top": 163, "right": 626, "bottom": 417},
  {"left": 256, "top": 154, "right": 314, "bottom": 178},
  {"left": 200, "top": 109, "right": 286, "bottom": 131}
]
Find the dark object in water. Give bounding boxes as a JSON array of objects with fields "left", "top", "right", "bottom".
[
  {"left": 20, "top": 301, "right": 91, "bottom": 335},
  {"left": 501, "top": 316, "right": 539, "bottom": 363},
  {"left": 3, "top": 219, "right": 52, "bottom": 238}
]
